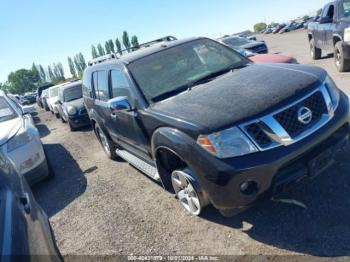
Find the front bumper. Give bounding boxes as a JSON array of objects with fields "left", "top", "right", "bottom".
[
  {"left": 68, "top": 113, "right": 90, "bottom": 128},
  {"left": 341, "top": 41, "right": 350, "bottom": 60},
  {"left": 187, "top": 92, "right": 349, "bottom": 211}
]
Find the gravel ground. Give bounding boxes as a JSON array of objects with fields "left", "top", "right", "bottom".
[{"left": 32, "top": 29, "right": 350, "bottom": 259}]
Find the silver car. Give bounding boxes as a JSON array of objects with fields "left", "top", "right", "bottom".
[{"left": 0, "top": 91, "right": 49, "bottom": 185}]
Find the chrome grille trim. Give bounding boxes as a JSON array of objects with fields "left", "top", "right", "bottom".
[{"left": 240, "top": 85, "right": 335, "bottom": 151}]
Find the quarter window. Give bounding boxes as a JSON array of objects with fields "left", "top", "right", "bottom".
[{"left": 111, "top": 70, "right": 131, "bottom": 99}]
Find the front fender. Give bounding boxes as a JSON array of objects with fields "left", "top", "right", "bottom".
[{"left": 151, "top": 127, "right": 197, "bottom": 161}]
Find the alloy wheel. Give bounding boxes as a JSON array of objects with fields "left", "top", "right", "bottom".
[{"left": 171, "top": 170, "right": 202, "bottom": 216}]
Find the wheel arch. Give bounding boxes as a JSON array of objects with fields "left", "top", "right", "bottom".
[
  {"left": 151, "top": 127, "right": 196, "bottom": 191},
  {"left": 333, "top": 34, "right": 343, "bottom": 46}
]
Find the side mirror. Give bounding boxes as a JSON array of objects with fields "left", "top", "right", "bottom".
[
  {"left": 320, "top": 17, "right": 333, "bottom": 24},
  {"left": 108, "top": 96, "right": 132, "bottom": 113}
]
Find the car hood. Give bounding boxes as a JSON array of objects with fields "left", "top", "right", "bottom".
[
  {"left": 64, "top": 97, "right": 84, "bottom": 109},
  {"left": 240, "top": 41, "right": 265, "bottom": 49},
  {"left": 0, "top": 117, "right": 22, "bottom": 146},
  {"left": 150, "top": 64, "right": 326, "bottom": 133}
]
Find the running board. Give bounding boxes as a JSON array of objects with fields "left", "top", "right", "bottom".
[{"left": 115, "top": 149, "right": 160, "bottom": 181}]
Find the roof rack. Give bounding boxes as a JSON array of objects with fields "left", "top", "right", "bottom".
[{"left": 87, "top": 36, "right": 177, "bottom": 66}]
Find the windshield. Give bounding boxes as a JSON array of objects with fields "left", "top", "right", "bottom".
[
  {"left": 0, "top": 97, "right": 17, "bottom": 123},
  {"left": 221, "top": 37, "right": 251, "bottom": 48},
  {"left": 63, "top": 85, "right": 82, "bottom": 102},
  {"left": 340, "top": 0, "right": 350, "bottom": 18},
  {"left": 128, "top": 38, "right": 248, "bottom": 102},
  {"left": 49, "top": 87, "right": 59, "bottom": 97}
]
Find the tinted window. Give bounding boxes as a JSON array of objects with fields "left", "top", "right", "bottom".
[
  {"left": 97, "top": 71, "right": 109, "bottom": 101},
  {"left": 128, "top": 38, "right": 247, "bottom": 102},
  {"left": 63, "top": 85, "right": 83, "bottom": 102},
  {"left": 92, "top": 71, "right": 109, "bottom": 101},
  {"left": 222, "top": 37, "right": 250, "bottom": 48},
  {"left": 111, "top": 70, "right": 131, "bottom": 99}
]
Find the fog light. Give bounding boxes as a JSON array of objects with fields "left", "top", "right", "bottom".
[{"left": 240, "top": 181, "right": 258, "bottom": 196}]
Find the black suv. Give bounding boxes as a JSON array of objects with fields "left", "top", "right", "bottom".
[{"left": 83, "top": 37, "right": 349, "bottom": 216}]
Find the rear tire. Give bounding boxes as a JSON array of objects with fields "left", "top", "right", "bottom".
[
  {"left": 310, "top": 38, "right": 321, "bottom": 60},
  {"left": 55, "top": 113, "right": 60, "bottom": 119},
  {"left": 335, "top": 41, "right": 350, "bottom": 72},
  {"left": 94, "top": 123, "right": 118, "bottom": 160}
]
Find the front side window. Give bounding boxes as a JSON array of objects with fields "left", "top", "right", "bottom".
[
  {"left": 128, "top": 38, "right": 248, "bottom": 102},
  {"left": 63, "top": 85, "right": 83, "bottom": 102},
  {"left": 111, "top": 70, "right": 131, "bottom": 99},
  {"left": 0, "top": 97, "right": 18, "bottom": 123}
]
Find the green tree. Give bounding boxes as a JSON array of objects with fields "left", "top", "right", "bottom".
[
  {"left": 122, "top": 31, "right": 131, "bottom": 51},
  {"left": 268, "top": 22, "right": 279, "bottom": 28},
  {"left": 253, "top": 22, "right": 267, "bottom": 33},
  {"left": 131, "top": 35, "right": 139, "bottom": 49},
  {"left": 317, "top": 8, "right": 322, "bottom": 16},
  {"left": 38, "top": 64, "right": 46, "bottom": 82},
  {"left": 105, "top": 41, "right": 111, "bottom": 54},
  {"left": 302, "top": 15, "right": 310, "bottom": 21},
  {"left": 108, "top": 39, "right": 115, "bottom": 53},
  {"left": 31, "top": 63, "right": 40, "bottom": 84},
  {"left": 91, "top": 45, "right": 98, "bottom": 58},
  {"left": 48, "top": 66, "right": 54, "bottom": 82},
  {"left": 115, "top": 38, "right": 122, "bottom": 54},
  {"left": 0, "top": 82, "right": 10, "bottom": 93},
  {"left": 7, "top": 69, "right": 38, "bottom": 94},
  {"left": 78, "top": 53, "right": 87, "bottom": 71},
  {"left": 97, "top": 43, "right": 105, "bottom": 56},
  {"left": 68, "top": 57, "right": 77, "bottom": 78}
]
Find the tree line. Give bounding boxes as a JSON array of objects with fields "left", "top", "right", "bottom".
[{"left": 0, "top": 30, "right": 139, "bottom": 95}]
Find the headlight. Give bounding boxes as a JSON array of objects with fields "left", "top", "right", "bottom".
[
  {"left": 197, "top": 126, "right": 258, "bottom": 159},
  {"left": 324, "top": 76, "right": 340, "bottom": 110},
  {"left": 7, "top": 130, "right": 33, "bottom": 153},
  {"left": 67, "top": 106, "right": 77, "bottom": 115},
  {"left": 344, "top": 27, "right": 350, "bottom": 42}
]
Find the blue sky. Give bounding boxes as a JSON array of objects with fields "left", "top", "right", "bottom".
[{"left": 0, "top": 0, "right": 328, "bottom": 82}]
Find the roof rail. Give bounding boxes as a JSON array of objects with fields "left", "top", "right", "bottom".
[
  {"left": 87, "top": 36, "right": 177, "bottom": 66},
  {"left": 88, "top": 53, "right": 119, "bottom": 66}
]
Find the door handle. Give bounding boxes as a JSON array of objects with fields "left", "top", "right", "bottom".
[
  {"left": 20, "top": 193, "right": 31, "bottom": 214},
  {"left": 110, "top": 112, "right": 117, "bottom": 119}
]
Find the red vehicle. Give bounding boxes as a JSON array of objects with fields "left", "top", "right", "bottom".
[
  {"left": 250, "top": 53, "right": 297, "bottom": 64},
  {"left": 272, "top": 24, "right": 286, "bottom": 34}
]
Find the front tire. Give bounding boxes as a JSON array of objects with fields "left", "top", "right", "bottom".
[
  {"left": 94, "top": 123, "right": 118, "bottom": 160},
  {"left": 335, "top": 41, "right": 350, "bottom": 72},
  {"left": 310, "top": 38, "right": 321, "bottom": 60},
  {"left": 55, "top": 113, "right": 60, "bottom": 119},
  {"left": 171, "top": 168, "right": 208, "bottom": 216}
]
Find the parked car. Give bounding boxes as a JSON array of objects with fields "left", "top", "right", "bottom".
[
  {"left": 57, "top": 80, "right": 90, "bottom": 131},
  {"left": 47, "top": 84, "right": 62, "bottom": 117},
  {"left": 273, "top": 24, "right": 286, "bottom": 34},
  {"left": 219, "top": 36, "right": 268, "bottom": 54},
  {"left": 41, "top": 89, "right": 50, "bottom": 111},
  {"left": 264, "top": 28, "right": 273, "bottom": 34},
  {"left": 0, "top": 156, "right": 61, "bottom": 259},
  {"left": 24, "top": 92, "right": 36, "bottom": 104},
  {"left": 83, "top": 36, "right": 349, "bottom": 217},
  {"left": 0, "top": 91, "right": 50, "bottom": 185},
  {"left": 37, "top": 83, "right": 54, "bottom": 107},
  {"left": 308, "top": 0, "right": 350, "bottom": 71}
]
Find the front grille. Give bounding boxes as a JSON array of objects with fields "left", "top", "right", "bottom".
[
  {"left": 245, "top": 123, "right": 272, "bottom": 148},
  {"left": 274, "top": 91, "right": 327, "bottom": 138},
  {"left": 79, "top": 108, "right": 87, "bottom": 115}
]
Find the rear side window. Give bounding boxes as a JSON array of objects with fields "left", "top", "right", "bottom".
[
  {"left": 92, "top": 71, "right": 109, "bottom": 101},
  {"left": 111, "top": 70, "right": 131, "bottom": 99}
]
